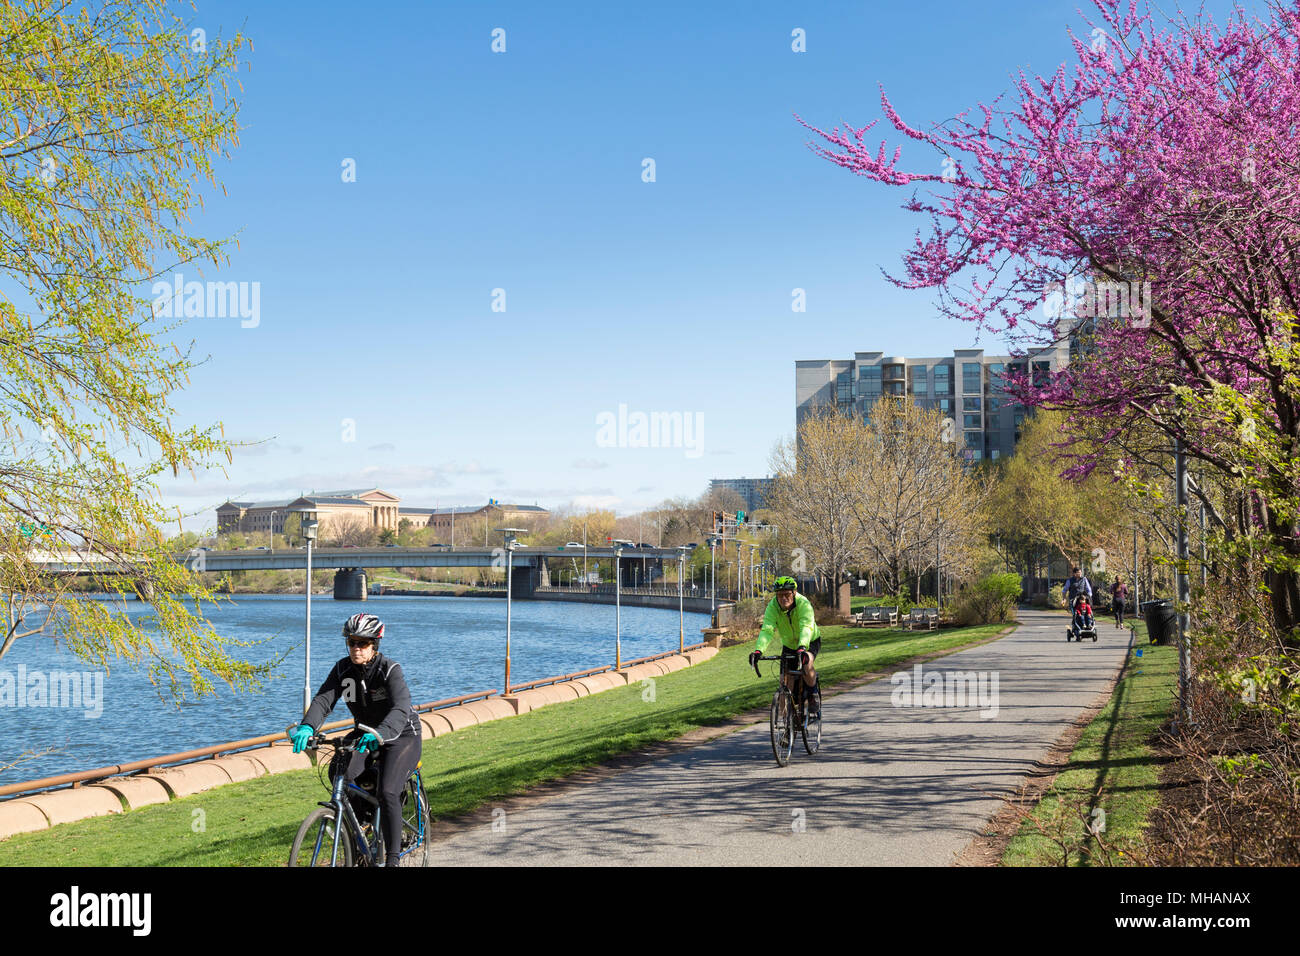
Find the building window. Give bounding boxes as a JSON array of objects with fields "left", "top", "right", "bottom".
[
  {"left": 911, "top": 365, "right": 928, "bottom": 396},
  {"left": 963, "top": 397, "right": 981, "bottom": 412},
  {"left": 933, "top": 365, "right": 952, "bottom": 394},
  {"left": 990, "top": 449, "right": 1000, "bottom": 460},
  {"left": 1032, "top": 361, "right": 1050, "bottom": 387},
  {"left": 965, "top": 431, "right": 982, "bottom": 449},
  {"left": 962, "top": 362, "right": 982, "bottom": 393},
  {"left": 858, "top": 366, "right": 881, "bottom": 396},
  {"left": 937, "top": 398, "right": 952, "bottom": 414},
  {"left": 987, "top": 394, "right": 1001, "bottom": 411},
  {"left": 963, "top": 414, "right": 982, "bottom": 430},
  {"left": 837, "top": 369, "right": 852, "bottom": 402}
]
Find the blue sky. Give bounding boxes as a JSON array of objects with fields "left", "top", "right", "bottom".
[{"left": 150, "top": 0, "right": 1249, "bottom": 532}]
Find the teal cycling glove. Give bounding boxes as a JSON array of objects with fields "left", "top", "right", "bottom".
[{"left": 290, "top": 724, "right": 314, "bottom": 754}]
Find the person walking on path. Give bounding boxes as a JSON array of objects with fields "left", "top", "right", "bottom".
[{"left": 1111, "top": 577, "right": 1131, "bottom": 629}]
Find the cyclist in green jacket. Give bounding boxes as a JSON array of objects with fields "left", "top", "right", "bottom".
[{"left": 749, "top": 576, "right": 822, "bottom": 717}]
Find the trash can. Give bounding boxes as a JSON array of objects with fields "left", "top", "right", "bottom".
[{"left": 1141, "top": 599, "right": 1176, "bottom": 645}]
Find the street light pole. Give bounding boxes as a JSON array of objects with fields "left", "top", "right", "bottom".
[
  {"left": 936, "top": 506, "right": 942, "bottom": 612},
  {"left": 299, "top": 515, "right": 318, "bottom": 717},
  {"left": 614, "top": 545, "right": 623, "bottom": 670},
  {"left": 678, "top": 545, "right": 689, "bottom": 653},
  {"left": 1175, "top": 439, "right": 1192, "bottom": 728},
  {"left": 709, "top": 536, "right": 717, "bottom": 614},
  {"left": 497, "top": 527, "right": 526, "bottom": 696}
]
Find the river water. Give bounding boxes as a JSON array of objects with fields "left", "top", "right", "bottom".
[{"left": 0, "top": 593, "right": 710, "bottom": 786}]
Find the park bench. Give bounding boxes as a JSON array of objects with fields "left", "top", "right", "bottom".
[
  {"left": 854, "top": 606, "right": 898, "bottom": 627},
  {"left": 906, "top": 607, "right": 939, "bottom": 630}
]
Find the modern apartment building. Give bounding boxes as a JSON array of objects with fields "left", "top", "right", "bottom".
[
  {"left": 709, "top": 477, "right": 774, "bottom": 513},
  {"left": 795, "top": 344, "right": 1069, "bottom": 461}
]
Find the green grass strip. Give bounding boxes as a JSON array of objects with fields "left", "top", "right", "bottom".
[
  {"left": 1002, "top": 620, "right": 1179, "bottom": 866},
  {"left": 0, "top": 621, "right": 1009, "bottom": 866}
]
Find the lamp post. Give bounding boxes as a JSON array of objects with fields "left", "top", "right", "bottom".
[
  {"left": 936, "top": 506, "right": 942, "bottom": 613},
  {"left": 497, "top": 527, "right": 526, "bottom": 695},
  {"left": 269, "top": 510, "right": 278, "bottom": 553},
  {"left": 290, "top": 510, "right": 319, "bottom": 716},
  {"left": 709, "top": 535, "right": 717, "bottom": 614},
  {"left": 1175, "top": 439, "right": 1191, "bottom": 728},
  {"left": 614, "top": 544, "right": 623, "bottom": 670},
  {"left": 677, "top": 545, "right": 690, "bottom": 653}
]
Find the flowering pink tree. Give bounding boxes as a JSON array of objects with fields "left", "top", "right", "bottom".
[{"left": 801, "top": 0, "right": 1300, "bottom": 634}]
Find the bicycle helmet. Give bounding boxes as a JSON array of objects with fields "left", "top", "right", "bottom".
[
  {"left": 343, "top": 612, "right": 384, "bottom": 642},
  {"left": 774, "top": 576, "right": 798, "bottom": 592}
]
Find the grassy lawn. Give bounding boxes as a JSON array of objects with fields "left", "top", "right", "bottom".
[
  {"left": 0, "top": 621, "right": 1010, "bottom": 866},
  {"left": 1002, "top": 619, "right": 1180, "bottom": 865}
]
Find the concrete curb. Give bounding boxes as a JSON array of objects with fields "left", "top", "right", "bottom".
[
  {"left": 0, "top": 799, "right": 50, "bottom": 839},
  {"left": 12, "top": 787, "right": 122, "bottom": 829},
  {"left": 91, "top": 776, "right": 171, "bottom": 811}
]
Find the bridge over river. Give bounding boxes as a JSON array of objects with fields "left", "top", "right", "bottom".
[{"left": 38, "top": 546, "right": 701, "bottom": 602}]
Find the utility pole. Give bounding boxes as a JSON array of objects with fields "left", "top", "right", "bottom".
[
  {"left": 1176, "top": 439, "right": 1192, "bottom": 728},
  {"left": 1200, "top": 501, "right": 1207, "bottom": 589},
  {"left": 936, "top": 506, "right": 942, "bottom": 612}
]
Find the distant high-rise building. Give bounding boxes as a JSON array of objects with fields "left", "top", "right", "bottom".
[
  {"left": 709, "top": 477, "right": 773, "bottom": 513},
  {"left": 795, "top": 344, "right": 1069, "bottom": 462}
]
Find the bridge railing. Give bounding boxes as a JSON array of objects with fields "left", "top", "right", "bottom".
[{"left": 538, "top": 584, "right": 736, "bottom": 600}]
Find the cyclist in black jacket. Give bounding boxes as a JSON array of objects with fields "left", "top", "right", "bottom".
[{"left": 289, "top": 612, "right": 421, "bottom": 867}]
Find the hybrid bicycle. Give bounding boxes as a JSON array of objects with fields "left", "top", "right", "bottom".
[
  {"left": 286, "top": 722, "right": 431, "bottom": 867},
  {"left": 753, "top": 654, "right": 822, "bottom": 767}
]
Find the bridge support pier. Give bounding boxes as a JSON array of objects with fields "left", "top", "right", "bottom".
[
  {"left": 333, "top": 568, "right": 367, "bottom": 600},
  {"left": 509, "top": 564, "right": 537, "bottom": 598}
]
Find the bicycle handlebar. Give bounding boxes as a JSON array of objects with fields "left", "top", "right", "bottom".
[
  {"left": 285, "top": 722, "right": 385, "bottom": 752},
  {"left": 753, "top": 654, "right": 805, "bottom": 678}
]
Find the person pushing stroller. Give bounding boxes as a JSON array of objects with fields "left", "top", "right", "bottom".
[{"left": 1062, "top": 566, "right": 1098, "bottom": 642}]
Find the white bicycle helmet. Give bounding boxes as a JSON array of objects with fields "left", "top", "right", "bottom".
[{"left": 342, "top": 612, "right": 385, "bottom": 642}]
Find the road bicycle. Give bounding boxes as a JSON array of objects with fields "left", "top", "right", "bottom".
[
  {"left": 753, "top": 654, "right": 822, "bottom": 767},
  {"left": 286, "top": 722, "right": 431, "bottom": 867}
]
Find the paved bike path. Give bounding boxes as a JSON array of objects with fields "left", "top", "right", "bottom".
[{"left": 426, "top": 611, "right": 1132, "bottom": 866}]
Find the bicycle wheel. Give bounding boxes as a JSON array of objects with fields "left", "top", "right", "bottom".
[
  {"left": 398, "top": 775, "right": 431, "bottom": 866},
  {"left": 770, "top": 687, "right": 794, "bottom": 767},
  {"left": 289, "top": 806, "right": 354, "bottom": 867},
  {"left": 802, "top": 684, "right": 822, "bottom": 755}
]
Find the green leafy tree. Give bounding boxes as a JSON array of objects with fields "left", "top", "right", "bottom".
[{"left": 0, "top": 0, "right": 266, "bottom": 701}]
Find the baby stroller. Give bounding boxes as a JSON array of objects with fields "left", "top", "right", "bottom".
[{"left": 1067, "top": 594, "right": 1098, "bottom": 642}]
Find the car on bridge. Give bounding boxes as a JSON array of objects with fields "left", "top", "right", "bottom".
[{"left": 564, "top": 542, "right": 583, "bottom": 548}]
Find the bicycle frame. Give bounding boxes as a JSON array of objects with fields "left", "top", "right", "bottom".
[
  {"left": 313, "top": 754, "right": 427, "bottom": 866},
  {"left": 318, "top": 754, "right": 384, "bottom": 867}
]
